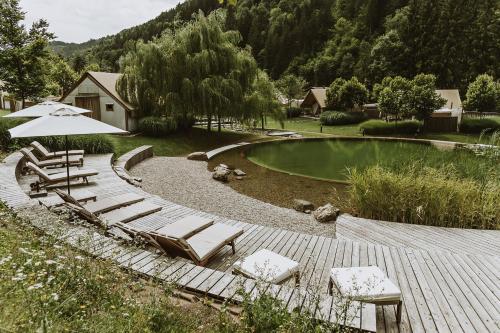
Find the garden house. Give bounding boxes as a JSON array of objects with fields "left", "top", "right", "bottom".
[
  {"left": 300, "top": 87, "right": 327, "bottom": 115},
  {"left": 60, "top": 71, "right": 136, "bottom": 131}
]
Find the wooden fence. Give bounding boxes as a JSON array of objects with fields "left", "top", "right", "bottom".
[
  {"left": 424, "top": 116, "right": 458, "bottom": 132},
  {"left": 462, "top": 111, "right": 500, "bottom": 119}
]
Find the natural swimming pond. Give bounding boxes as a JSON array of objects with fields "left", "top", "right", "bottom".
[{"left": 246, "top": 139, "right": 495, "bottom": 182}]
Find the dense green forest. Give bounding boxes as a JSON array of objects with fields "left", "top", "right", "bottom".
[{"left": 52, "top": 0, "right": 499, "bottom": 92}]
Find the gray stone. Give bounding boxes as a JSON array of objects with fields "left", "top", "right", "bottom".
[
  {"left": 234, "top": 169, "right": 246, "bottom": 176},
  {"left": 213, "top": 165, "right": 231, "bottom": 176},
  {"left": 219, "top": 163, "right": 229, "bottom": 169},
  {"left": 187, "top": 152, "right": 208, "bottom": 161},
  {"left": 313, "top": 204, "right": 340, "bottom": 223},
  {"left": 212, "top": 169, "right": 229, "bottom": 182},
  {"left": 235, "top": 176, "right": 244, "bottom": 180},
  {"left": 304, "top": 209, "right": 311, "bottom": 214},
  {"left": 293, "top": 199, "right": 314, "bottom": 213}
]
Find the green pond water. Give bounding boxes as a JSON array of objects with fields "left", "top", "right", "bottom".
[{"left": 246, "top": 139, "right": 493, "bottom": 182}]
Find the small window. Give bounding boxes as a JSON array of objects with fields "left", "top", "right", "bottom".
[{"left": 105, "top": 103, "right": 114, "bottom": 111}]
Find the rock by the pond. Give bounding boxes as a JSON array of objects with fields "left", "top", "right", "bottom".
[
  {"left": 293, "top": 199, "right": 314, "bottom": 213},
  {"left": 313, "top": 204, "right": 340, "bottom": 223},
  {"left": 219, "top": 163, "right": 229, "bottom": 169},
  {"left": 213, "top": 165, "right": 231, "bottom": 175},
  {"left": 304, "top": 209, "right": 311, "bottom": 214},
  {"left": 187, "top": 152, "right": 208, "bottom": 161},
  {"left": 235, "top": 176, "right": 244, "bottom": 180},
  {"left": 234, "top": 169, "right": 246, "bottom": 176},
  {"left": 212, "top": 169, "right": 229, "bottom": 182}
]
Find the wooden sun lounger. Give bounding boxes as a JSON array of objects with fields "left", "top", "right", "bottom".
[
  {"left": 27, "top": 162, "right": 98, "bottom": 192},
  {"left": 115, "top": 216, "right": 243, "bottom": 266},
  {"left": 31, "top": 141, "right": 84, "bottom": 159},
  {"left": 55, "top": 189, "right": 145, "bottom": 214},
  {"left": 55, "top": 189, "right": 161, "bottom": 228},
  {"left": 21, "top": 148, "right": 83, "bottom": 168}
]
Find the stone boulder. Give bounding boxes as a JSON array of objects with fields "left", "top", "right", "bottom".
[
  {"left": 313, "top": 204, "right": 340, "bottom": 223},
  {"left": 212, "top": 165, "right": 231, "bottom": 182},
  {"left": 234, "top": 169, "right": 246, "bottom": 176},
  {"left": 293, "top": 199, "right": 314, "bottom": 213},
  {"left": 187, "top": 152, "right": 208, "bottom": 161}
]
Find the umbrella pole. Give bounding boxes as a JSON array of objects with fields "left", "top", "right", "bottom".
[{"left": 65, "top": 135, "right": 70, "bottom": 195}]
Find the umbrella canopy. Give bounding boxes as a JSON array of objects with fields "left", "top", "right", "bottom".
[
  {"left": 9, "top": 108, "right": 127, "bottom": 138},
  {"left": 3, "top": 101, "right": 91, "bottom": 118},
  {"left": 9, "top": 108, "right": 127, "bottom": 194}
]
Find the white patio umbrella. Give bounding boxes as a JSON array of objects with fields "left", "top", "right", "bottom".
[
  {"left": 3, "top": 101, "right": 91, "bottom": 118},
  {"left": 9, "top": 108, "right": 127, "bottom": 194}
]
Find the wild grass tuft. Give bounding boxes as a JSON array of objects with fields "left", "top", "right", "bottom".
[{"left": 347, "top": 165, "right": 499, "bottom": 229}]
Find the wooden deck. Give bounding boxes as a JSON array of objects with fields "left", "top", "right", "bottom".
[{"left": 3, "top": 152, "right": 500, "bottom": 332}]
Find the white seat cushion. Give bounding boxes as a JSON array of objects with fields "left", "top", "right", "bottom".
[
  {"left": 330, "top": 266, "right": 401, "bottom": 301},
  {"left": 233, "top": 249, "right": 299, "bottom": 284},
  {"left": 156, "top": 215, "right": 213, "bottom": 239}
]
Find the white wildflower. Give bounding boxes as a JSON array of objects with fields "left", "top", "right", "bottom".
[
  {"left": 51, "top": 293, "right": 59, "bottom": 301},
  {"left": 54, "top": 245, "right": 63, "bottom": 249},
  {"left": 0, "top": 255, "right": 12, "bottom": 265},
  {"left": 12, "top": 273, "right": 27, "bottom": 281},
  {"left": 19, "top": 248, "right": 32, "bottom": 255},
  {"left": 57, "top": 255, "right": 67, "bottom": 260},
  {"left": 27, "top": 282, "right": 43, "bottom": 291},
  {"left": 75, "top": 255, "right": 84, "bottom": 261},
  {"left": 24, "top": 258, "right": 32, "bottom": 266},
  {"left": 34, "top": 261, "right": 41, "bottom": 267},
  {"left": 45, "top": 260, "right": 58, "bottom": 265},
  {"left": 47, "top": 276, "right": 55, "bottom": 283}
]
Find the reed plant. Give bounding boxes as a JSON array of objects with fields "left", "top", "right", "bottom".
[{"left": 347, "top": 165, "right": 499, "bottom": 229}]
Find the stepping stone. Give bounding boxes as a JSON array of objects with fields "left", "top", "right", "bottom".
[{"left": 233, "top": 169, "right": 246, "bottom": 176}]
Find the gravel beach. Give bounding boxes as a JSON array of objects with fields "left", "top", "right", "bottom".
[{"left": 130, "top": 157, "right": 337, "bottom": 237}]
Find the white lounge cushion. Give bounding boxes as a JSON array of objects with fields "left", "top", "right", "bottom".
[
  {"left": 155, "top": 215, "right": 213, "bottom": 239},
  {"left": 187, "top": 224, "right": 243, "bottom": 261},
  {"left": 330, "top": 266, "right": 401, "bottom": 301},
  {"left": 233, "top": 249, "right": 300, "bottom": 284}
]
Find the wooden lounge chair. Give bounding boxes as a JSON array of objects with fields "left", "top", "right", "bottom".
[
  {"left": 233, "top": 249, "right": 300, "bottom": 285},
  {"left": 30, "top": 141, "right": 84, "bottom": 159},
  {"left": 27, "top": 162, "right": 98, "bottom": 192},
  {"left": 328, "top": 266, "right": 403, "bottom": 324},
  {"left": 55, "top": 189, "right": 144, "bottom": 214},
  {"left": 115, "top": 216, "right": 243, "bottom": 266},
  {"left": 55, "top": 189, "right": 162, "bottom": 228},
  {"left": 21, "top": 148, "right": 83, "bottom": 168}
]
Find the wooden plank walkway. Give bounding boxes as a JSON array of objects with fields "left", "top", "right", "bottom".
[{"left": 3, "top": 152, "right": 500, "bottom": 332}]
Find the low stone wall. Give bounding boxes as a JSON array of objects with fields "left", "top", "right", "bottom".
[{"left": 115, "top": 145, "right": 154, "bottom": 171}]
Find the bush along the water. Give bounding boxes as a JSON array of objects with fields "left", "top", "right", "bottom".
[
  {"left": 0, "top": 118, "right": 31, "bottom": 150},
  {"left": 460, "top": 117, "right": 500, "bottom": 134},
  {"left": 139, "top": 115, "right": 197, "bottom": 136},
  {"left": 285, "top": 107, "right": 302, "bottom": 118},
  {"left": 359, "top": 119, "right": 422, "bottom": 135},
  {"left": 347, "top": 165, "right": 499, "bottom": 229},
  {"left": 320, "top": 111, "right": 367, "bottom": 126}
]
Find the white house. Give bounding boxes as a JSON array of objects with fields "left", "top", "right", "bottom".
[{"left": 60, "top": 71, "right": 136, "bottom": 131}]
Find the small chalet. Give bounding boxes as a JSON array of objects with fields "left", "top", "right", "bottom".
[
  {"left": 300, "top": 87, "right": 327, "bottom": 115},
  {"left": 60, "top": 71, "right": 136, "bottom": 131}
]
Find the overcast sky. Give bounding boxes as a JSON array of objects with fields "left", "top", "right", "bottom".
[{"left": 21, "top": 0, "right": 183, "bottom": 43}]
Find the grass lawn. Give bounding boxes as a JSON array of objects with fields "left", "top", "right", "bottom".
[
  {"left": 265, "top": 117, "right": 490, "bottom": 144},
  {"left": 0, "top": 109, "right": 9, "bottom": 116},
  {"left": 108, "top": 127, "right": 263, "bottom": 157}
]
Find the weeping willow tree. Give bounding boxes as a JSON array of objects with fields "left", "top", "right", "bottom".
[
  {"left": 244, "top": 70, "right": 283, "bottom": 130},
  {"left": 117, "top": 10, "right": 261, "bottom": 131}
]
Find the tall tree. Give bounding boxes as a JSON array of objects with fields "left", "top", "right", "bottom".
[
  {"left": 464, "top": 74, "right": 499, "bottom": 113},
  {"left": 276, "top": 74, "right": 306, "bottom": 110},
  {"left": 118, "top": 10, "right": 259, "bottom": 131},
  {"left": 0, "top": 0, "right": 54, "bottom": 107},
  {"left": 410, "top": 74, "right": 445, "bottom": 120},
  {"left": 245, "top": 70, "right": 282, "bottom": 130}
]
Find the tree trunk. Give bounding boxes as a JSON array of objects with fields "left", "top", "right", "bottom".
[
  {"left": 21, "top": 94, "right": 25, "bottom": 109},
  {"left": 261, "top": 114, "right": 265, "bottom": 130},
  {"left": 207, "top": 115, "right": 212, "bottom": 131},
  {"left": 217, "top": 115, "right": 221, "bottom": 132}
]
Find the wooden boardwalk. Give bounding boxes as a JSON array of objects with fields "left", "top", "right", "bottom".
[{"left": 3, "top": 152, "right": 500, "bottom": 332}]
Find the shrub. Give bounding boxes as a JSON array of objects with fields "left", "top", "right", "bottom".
[
  {"left": 285, "top": 107, "right": 302, "bottom": 118},
  {"left": 139, "top": 115, "right": 196, "bottom": 136},
  {"left": 0, "top": 118, "right": 114, "bottom": 154},
  {"left": 347, "top": 165, "right": 499, "bottom": 229},
  {"left": 359, "top": 119, "right": 422, "bottom": 135},
  {"left": 460, "top": 117, "right": 500, "bottom": 134},
  {"left": 320, "top": 111, "right": 367, "bottom": 126}
]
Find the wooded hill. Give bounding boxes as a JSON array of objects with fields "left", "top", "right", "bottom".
[{"left": 52, "top": 0, "right": 499, "bottom": 91}]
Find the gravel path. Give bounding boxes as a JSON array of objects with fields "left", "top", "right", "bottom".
[{"left": 130, "top": 157, "right": 336, "bottom": 237}]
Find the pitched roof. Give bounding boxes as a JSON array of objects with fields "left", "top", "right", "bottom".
[
  {"left": 435, "top": 89, "right": 462, "bottom": 110},
  {"left": 301, "top": 87, "right": 327, "bottom": 108},
  {"left": 60, "top": 71, "right": 133, "bottom": 111}
]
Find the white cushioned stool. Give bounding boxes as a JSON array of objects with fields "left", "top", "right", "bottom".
[
  {"left": 233, "top": 249, "right": 300, "bottom": 285},
  {"left": 329, "top": 266, "right": 403, "bottom": 324}
]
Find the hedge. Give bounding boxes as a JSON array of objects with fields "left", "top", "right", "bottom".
[
  {"left": 139, "top": 115, "right": 196, "bottom": 137},
  {"left": 460, "top": 117, "right": 500, "bottom": 134},
  {"left": 320, "top": 111, "right": 367, "bottom": 126},
  {"left": 285, "top": 107, "right": 302, "bottom": 118},
  {"left": 0, "top": 118, "right": 114, "bottom": 154},
  {"left": 359, "top": 119, "right": 422, "bottom": 135}
]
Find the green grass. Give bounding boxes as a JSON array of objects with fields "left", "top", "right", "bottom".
[
  {"left": 265, "top": 117, "right": 492, "bottom": 144},
  {"left": 0, "top": 109, "right": 9, "bottom": 116},
  {"left": 108, "top": 127, "right": 262, "bottom": 157}
]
